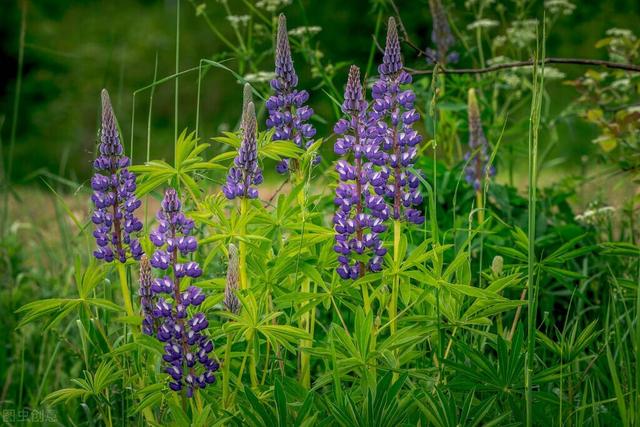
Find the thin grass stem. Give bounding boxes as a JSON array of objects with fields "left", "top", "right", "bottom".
[{"left": 525, "top": 23, "right": 545, "bottom": 427}]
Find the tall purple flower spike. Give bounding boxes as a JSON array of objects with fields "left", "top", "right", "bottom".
[
  {"left": 464, "top": 89, "right": 495, "bottom": 191},
  {"left": 333, "top": 65, "right": 389, "bottom": 280},
  {"left": 426, "top": 0, "right": 459, "bottom": 65},
  {"left": 147, "top": 188, "right": 218, "bottom": 397},
  {"left": 368, "top": 18, "right": 424, "bottom": 225},
  {"left": 139, "top": 255, "right": 155, "bottom": 336},
  {"left": 223, "top": 101, "right": 263, "bottom": 200},
  {"left": 266, "top": 13, "right": 317, "bottom": 174},
  {"left": 91, "top": 89, "right": 143, "bottom": 262}
]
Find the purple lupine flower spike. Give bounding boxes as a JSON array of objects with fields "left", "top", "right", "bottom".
[
  {"left": 426, "top": 0, "right": 459, "bottom": 65},
  {"left": 464, "top": 88, "right": 495, "bottom": 191},
  {"left": 223, "top": 101, "right": 263, "bottom": 200},
  {"left": 379, "top": 17, "right": 403, "bottom": 76},
  {"left": 274, "top": 14, "right": 298, "bottom": 91},
  {"left": 266, "top": 13, "right": 317, "bottom": 174},
  {"left": 139, "top": 255, "right": 155, "bottom": 336},
  {"left": 224, "top": 243, "right": 241, "bottom": 314},
  {"left": 368, "top": 18, "right": 424, "bottom": 225},
  {"left": 240, "top": 83, "right": 253, "bottom": 132},
  {"left": 91, "top": 89, "right": 143, "bottom": 262},
  {"left": 333, "top": 65, "right": 389, "bottom": 279},
  {"left": 148, "top": 188, "right": 218, "bottom": 397}
]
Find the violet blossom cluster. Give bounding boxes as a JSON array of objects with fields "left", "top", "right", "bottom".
[
  {"left": 368, "top": 18, "right": 424, "bottom": 225},
  {"left": 426, "top": 0, "right": 459, "bottom": 65},
  {"left": 144, "top": 188, "right": 217, "bottom": 396},
  {"left": 91, "top": 89, "right": 143, "bottom": 262},
  {"left": 223, "top": 101, "right": 263, "bottom": 200},
  {"left": 464, "top": 88, "right": 495, "bottom": 191},
  {"left": 265, "top": 14, "right": 317, "bottom": 174},
  {"left": 333, "top": 65, "right": 389, "bottom": 279}
]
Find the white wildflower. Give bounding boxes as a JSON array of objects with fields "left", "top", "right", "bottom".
[
  {"left": 575, "top": 206, "right": 616, "bottom": 225},
  {"left": 515, "top": 66, "right": 565, "bottom": 80},
  {"left": 464, "top": 0, "right": 495, "bottom": 9},
  {"left": 606, "top": 28, "right": 635, "bottom": 40},
  {"left": 506, "top": 19, "right": 538, "bottom": 49},
  {"left": 467, "top": 19, "right": 499, "bottom": 31},
  {"left": 226, "top": 15, "right": 251, "bottom": 27},
  {"left": 544, "top": 0, "right": 575, "bottom": 16},
  {"left": 487, "top": 55, "right": 514, "bottom": 65},
  {"left": 543, "top": 67, "right": 566, "bottom": 80},
  {"left": 243, "top": 71, "right": 276, "bottom": 84},
  {"left": 611, "top": 79, "right": 631, "bottom": 90},
  {"left": 256, "top": 0, "right": 292, "bottom": 12},
  {"left": 499, "top": 73, "right": 522, "bottom": 88},
  {"left": 492, "top": 35, "right": 507, "bottom": 49},
  {"left": 288, "top": 26, "right": 322, "bottom": 37}
]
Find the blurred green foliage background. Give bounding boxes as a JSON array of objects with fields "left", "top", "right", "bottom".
[{"left": 1, "top": 0, "right": 639, "bottom": 184}]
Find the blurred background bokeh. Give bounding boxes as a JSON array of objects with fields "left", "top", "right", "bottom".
[{"left": 1, "top": 0, "right": 639, "bottom": 186}]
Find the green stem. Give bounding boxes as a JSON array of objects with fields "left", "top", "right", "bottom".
[
  {"left": 475, "top": 27, "right": 486, "bottom": 69},
  {"left": 236, "top": 345, "right": 249, "bottom": 388},
  {"left": 635, "top": 255, "right": 640, "bottom": 427},
  {"left": 239, "top": 198, "right": 249, "bottom": 290},
  {"left": 3, "top": 0, "right": 26, "bottom": 236},
  {"left": 388, "top": 220, "right": 402, "bottom": 382},
  {"left": 390, "top": 220, "right": 401, "bottom": 337},
  {"left": 222, "top": 331, "right": 234, "bottom": 409},
  {"left": 361, "top": 282, "right": 371, "bottom": 316},
  {"left": 300, "top": 278, "right": 311, "bottom": 388},
  {"left": 248, "top": 333, "right": 259, "bottom": 389},
  {"left": 174, "top": 0, "right": 180, "bottom": 162},
  {"left": 116, "top": 264, "right": 156, "bottom": 423},
  {"left": 144, "top": 54, "right": 159, "bottom": 230},
  {"left": 525, "top": 33, "right": 544, "bottom": 427},
  {"left": 476, "top": 190, "right": 484, "bottom": 225},
  {"left": 116, "top": 263, "right": 134, "bottom": 317}
]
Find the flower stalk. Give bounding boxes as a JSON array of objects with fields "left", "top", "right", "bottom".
[
  {"left": 266, "top": 13, "right": 317, "bottom": 175},
  {"left": 368, "top": 18, "right": 424, "bottom": 357},
  {"left": 390, "top": 220, "right": 401, "bottom": 337},
  {"left": 147, "top": 189, "right": 217, "bottom": 399},
  {"left": 465, "top": 88, "right": 494, "bottom": 224},
  {"left": 117, "top": 263, "right": 134, "bottom": 318},
  {"left": 91, "top": 89, "right": 143, "bottom": 263},
  {"left": 239, "top": 198, "right": 249, "bottom": 290}
]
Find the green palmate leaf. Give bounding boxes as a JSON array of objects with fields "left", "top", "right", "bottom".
[
  {"left": 274, "top": 378, "right": 287, "bottom": 427},
  {"left": 90, "top": 298, "right": 125, "bottom": 312},
  {"left": 486, "top": 244, "right": 528, "bottom": 262},
  {"left": 243, "top": 387, "right": 276, "bottom": 426},
  {"left": 413, "top": 388, "right": 502, "bottom": 427},
  {"left": 541, "top": 265, "right": 586, "bottom": 280},
  {"left": 599, "top": 241, "right": 640, "bottom": 257},
  {"left": 442, "top": 249, "right": 469, "bottom": 282},
  {"left": 212, "top": 129, "right": 304, "bottom": 162},
  {"left": 16, "top": 299, "right": 81, "bottom": 329},
  {"left": 131, "top": 129, "right": 224, "bottom": 199},
  {"left": 167, "top": 397, "right": 191, "bottom": 427},
  {"left": 44, "top": 361, "right": 120, "bottom": 406},
  {"left": 44, "top": 388, "right": 91, "bottom": 406},
  {"left": 439, "top": 280, "right": 507, "bottom": 300},
  {"left": 75, "top": 257, "right": 107, "bottom": 299},
  {"left": 377, "top": 324, "right": 433, "bottom": 352},
  {"left": 261, "top": 140, "right": 305, "bottom": 160}
]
